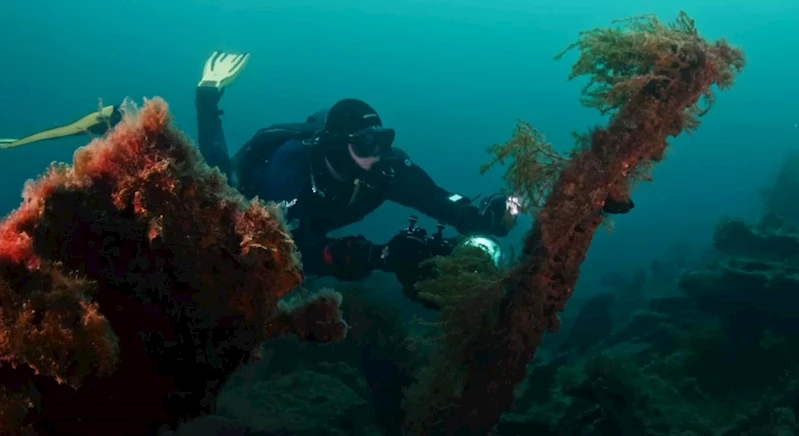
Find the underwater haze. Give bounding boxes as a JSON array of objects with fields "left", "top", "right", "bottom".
[
  {"left": 1, "top": 0, "right": 797, "bottom": 289},
  {"left": 3, "top": 1, "right": 799, "bottom": 435}
]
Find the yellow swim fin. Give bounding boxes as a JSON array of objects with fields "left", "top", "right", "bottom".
[
  {"left": 0, "top": 105, "right": 117, "bottom": 150},
  {"left": 198, "top": 51, "right": 250, "bottom": 89}
]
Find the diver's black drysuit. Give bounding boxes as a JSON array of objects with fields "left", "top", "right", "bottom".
[{"left": 194, "top": 88, "right": 511, "bottom": 282}]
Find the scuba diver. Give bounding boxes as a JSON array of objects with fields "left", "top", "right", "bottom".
[{"left": 1, "top": 51, "right": 520, "bottom": 307}]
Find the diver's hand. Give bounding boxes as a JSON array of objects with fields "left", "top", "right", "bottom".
[
  {"left": 198, "top": 51, "right": 251, "bottom": 89},
  {"left": 478, "top": 193, "right": 520, "bottom": 237}
]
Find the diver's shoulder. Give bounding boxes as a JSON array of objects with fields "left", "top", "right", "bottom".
[
  {"left": 265, "top": 139, "right": 312, "bottom": 171},
  {"left": 383, "top": 147, "right": 415, "bottom": 168},
  {"left": 389, "top": 147, "right": 410, "bottom": 160},
  {"left": 277, "top": 138, "right": 311, "bottom": 156}
]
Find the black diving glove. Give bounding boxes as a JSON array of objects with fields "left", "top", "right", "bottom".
[
  {"left": 477, "top": 193, "right": 519, "bottom": 237},
  {"left": 322, "top": 236, "right": 385, "bottom": 281}
]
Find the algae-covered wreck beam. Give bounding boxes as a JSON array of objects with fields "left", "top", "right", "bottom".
[
  {"left": 407, "top": 12, "right": 745, "bottom": 435},
  {"left": 0, "top": 98, "right": 348, "bottom": 435}
]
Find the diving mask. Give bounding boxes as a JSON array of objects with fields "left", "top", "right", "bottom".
[{"left": 347, "top": 125, "right": 396, "bottom": 158}]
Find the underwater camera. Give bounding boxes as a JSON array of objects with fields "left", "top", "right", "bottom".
[
  {"left": 388, "top": 216, "right": 505, "bottom": 310},
  {"left": 391, "top": 215, "right": 504, "bottom": 267}
]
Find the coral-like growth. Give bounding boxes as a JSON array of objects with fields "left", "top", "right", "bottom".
[
  {"left": 480, "top": 120, "right": 568, "bottom": 211},
  {"left": 503, "top": 315, "right": 731, "bottom": 435},
  {"left": 264, "top": 288, "right": 348, "bottom": 342},
  {"left": 0, "top": 98, "right": 346, "bottom": 435},
  {"left": 403, "top": 246, "right": 505, "bottom": 434},
  {"left": 556, "top": 13, "right": 742, "bottom": 118},
  {"left": 405, "top": 12, "right": 745, "bottom": 434},
  {"left": 498, "top": 207, "right": 799, "bottom": 434},
  {"left": 681, "top": 214, "right": 799, "bottom": 434},
  {"left": 681, "top": 213, "right": 799, "bottom": 331}
]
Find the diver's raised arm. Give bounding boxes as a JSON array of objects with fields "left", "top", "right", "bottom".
[{"left": 194, "top": 51, "right": 250, "bottom": 178}]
